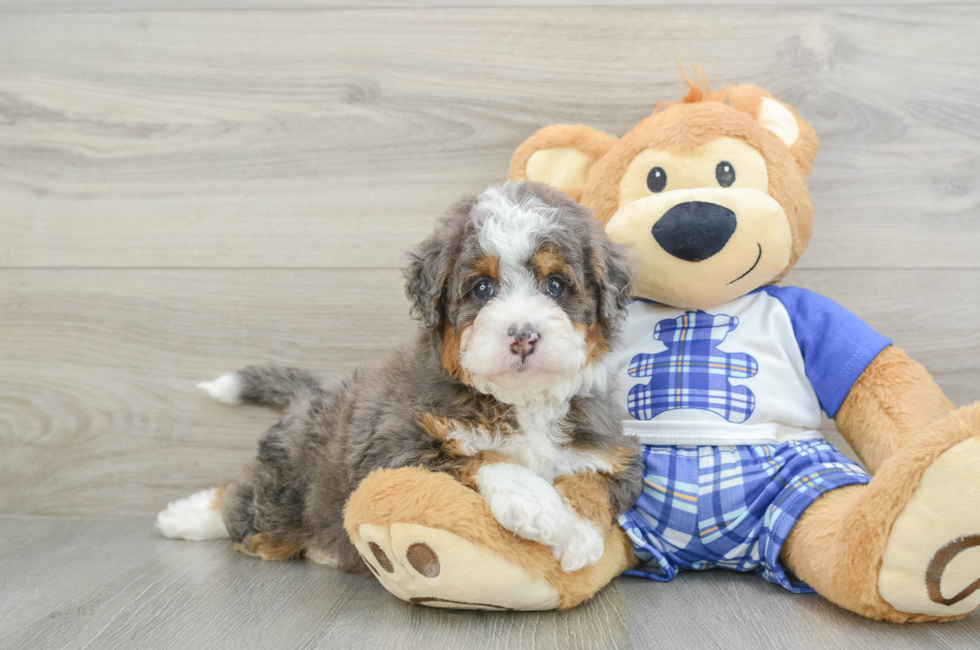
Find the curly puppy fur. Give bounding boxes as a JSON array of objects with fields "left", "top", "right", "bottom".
[{"left": 168, "top": 182, "right": 643, "bottom": 574}]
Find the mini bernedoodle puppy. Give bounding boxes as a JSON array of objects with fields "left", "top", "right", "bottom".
[{"left": 157, "top": 181, "right": 643, "bottom": 574}]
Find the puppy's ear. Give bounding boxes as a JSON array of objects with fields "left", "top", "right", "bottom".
[
  {"left": 593, "top": 237, "right": 635, "bottom": 334},
  {"left": 404, "top": 197, "right": 473, "bottom": 329},
  {"left": 404, "top": 235, "right": 449, "bottom": 329}
]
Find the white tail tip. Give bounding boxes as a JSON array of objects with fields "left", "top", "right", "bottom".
[{"left": 197, "top": 373, "right": 243, "bottom": 404}]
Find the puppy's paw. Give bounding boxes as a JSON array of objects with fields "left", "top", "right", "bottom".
[
  {"left": 551, "top": 518, "right": 605, "bottom": 573},
  {"left": 475, "top": 464, "right": 572, "bottom": 546},
  {"left": 156, "top": 487, "right": 229, "bottom": 541},
  {"left": 197, "top": 372, "right": 242, "bottom": 404}
]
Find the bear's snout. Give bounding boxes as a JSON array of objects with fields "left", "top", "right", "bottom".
[{"left": 652, "top": 201, "right": 737, "bottom": 262}]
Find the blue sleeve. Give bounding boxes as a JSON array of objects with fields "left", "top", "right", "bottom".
[{"left": 761, "top": 286, "right": 892, "bottom": 418}]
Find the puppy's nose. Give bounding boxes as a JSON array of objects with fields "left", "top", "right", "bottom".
[
  {"left": 652, "top": 201, "right": 737, "bottom": 262},
  {"left": 508, "top": 323, "right": 538, "bottom": 360}
]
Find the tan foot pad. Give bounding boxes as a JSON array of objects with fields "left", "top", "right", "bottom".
[
  {"left": 353, "top": 523, "right": 560, "bottom": 611},
  {"left": 879, "top": 437, "right": 980, "bottom": 616}
]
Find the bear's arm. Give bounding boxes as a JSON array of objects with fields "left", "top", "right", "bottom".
[
  {"left": 763, "top": 286, "right": 957, "bottom": 472},
  {"left": 834, "top": 345, "right": 955, "bottom": 473}
]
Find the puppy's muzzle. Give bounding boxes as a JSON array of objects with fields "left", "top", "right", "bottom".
[
  {"left": 508, "top": 323, "right": 538, "bottom": 360},
  {"left": 652, "top": 201, "right": 737, "bottom": 262}
]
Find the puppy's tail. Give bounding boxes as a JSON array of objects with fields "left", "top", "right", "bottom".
[{"left": 197, "top": 365, "right": 323, "bottom": 411}]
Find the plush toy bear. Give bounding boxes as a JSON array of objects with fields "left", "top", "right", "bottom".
[{"left": 344, "top": 73, "right": 980, "bottom": 622}]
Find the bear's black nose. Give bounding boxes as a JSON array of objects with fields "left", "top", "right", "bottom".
[{"left": 652, "top": 201, "right": 737, "bottom": 262}]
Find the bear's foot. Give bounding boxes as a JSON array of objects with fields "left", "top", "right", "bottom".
[
  {"left": 785, "top": 404, "right": 980, "bottom": 622},
  {"left": 344, "top": 466, "right": 638, "bottom": 611},
  {"left": 879, "top": 436, "right": 980, "bottom": 617},
  {"left": 353, "top": 522, "right": 560, "bottom": 610}
]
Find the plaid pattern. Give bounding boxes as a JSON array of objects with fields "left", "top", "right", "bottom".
[
  {"left": 627, "top": 311, "right": 759, "bottom": 423},
  {"left": 618, "top": 440, "right": 870, "bottom": 592}
]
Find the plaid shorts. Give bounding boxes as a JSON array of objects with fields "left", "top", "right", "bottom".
[{"left": 618, "top": 440, "right": 870, "bottom": 592}]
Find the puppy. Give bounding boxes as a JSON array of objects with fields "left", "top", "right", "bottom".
[{"left": 157, "top": 181, "right": 643, "bottom": 573}]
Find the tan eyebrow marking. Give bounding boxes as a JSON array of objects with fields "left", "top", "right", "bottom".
[
  {"left": 532, "top": 245, "right": 574, "bottom": 277},
  {"left": 473, "top": 254, "right": 499, "bottom": 278}
]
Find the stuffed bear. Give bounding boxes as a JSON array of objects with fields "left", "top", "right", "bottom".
[{"left": 343, "top": 73, "right": 980, "bottom": 622}]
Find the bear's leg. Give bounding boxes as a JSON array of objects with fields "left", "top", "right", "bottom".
[
  {"left": 782, "top": 404, "right": 980, "bottom": 622},
  {"left": 344, "top": 466, "right": 638, "bottom": 610}
]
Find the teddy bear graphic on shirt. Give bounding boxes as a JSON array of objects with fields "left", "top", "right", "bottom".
[{"left": 627, "top": 311, "right": 759, "bottom": 423}]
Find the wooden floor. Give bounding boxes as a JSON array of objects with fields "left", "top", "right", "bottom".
[
  {"left": 1, "top": 515, "right": 979, "bottom": 650},
  {"left": 1, "top": 0, "right": 979, "bottom": 647}
]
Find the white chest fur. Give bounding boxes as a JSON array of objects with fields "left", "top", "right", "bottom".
[
  {"left": 446, "top": 402, "right": 612, "bottom": 481},
  {"left": 466, "top": 402, "right": 611, "bottom": 572}
]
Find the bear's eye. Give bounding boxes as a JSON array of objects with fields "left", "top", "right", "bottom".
[
  {"left": 473, "top": 279, "right": 494, "bottom": 301},
  {"left": 716, "top": 161, "right": 736, "bottom": 188},
  {"left": 647, "top": 167, "right": 667, "bottom": 193}
]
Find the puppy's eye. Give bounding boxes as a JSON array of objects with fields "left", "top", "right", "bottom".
[
  {"left": 545, "top": 276, "right": 566, "bottom": 298},
  {"left": 716, "top": 161, "right": 736, "bottom": 188},
  {"left": 647, "top": 167, "right": 667, "bottom": 193},
  {"left": 473, "top": 279, "right": 494, "bottom": 301}
]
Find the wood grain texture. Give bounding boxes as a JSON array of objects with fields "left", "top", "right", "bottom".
[
  {"left": 5, "top": 0, "right": 979, "bottom": 11},
  {"left": 1, "top": 6, "right": 979, "bottom": 269},
  {"left": 0, "top": 268, "right": 415, "bottom": 516},
  {"left": 1, "top": 2, "right": 979, "bottom": 641},
  {"left": 1, "top": 267, "right": 977, "bottom": 516},
  {"left": 0, "top": 515, "right": 977, "bottom": 650}
]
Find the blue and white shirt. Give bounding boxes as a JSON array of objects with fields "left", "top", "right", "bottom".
[{"left": 614, "top": 286, "right": 891, "bottom": 446}]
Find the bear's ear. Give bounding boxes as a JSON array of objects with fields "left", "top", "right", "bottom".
[
  {"left": 508, "top": 125, "right": 618, "bottom": 201},
  {"left": 727, "top": 85, "right": 819, "bottom": 175},
  {"left": 757, "top": 98, "right": 800, "bottom": 148}
]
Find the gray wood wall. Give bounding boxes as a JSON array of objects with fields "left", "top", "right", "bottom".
[{"left": 2, "top": 1, "right": 978, "bottom": 517}]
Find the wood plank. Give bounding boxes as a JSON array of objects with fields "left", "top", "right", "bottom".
[
  {"left": 1, "top": 6, "right": 978, "bottom": 269},
  {"left": 1, "top": 515, "right": 978, "bottom": 649},
  {"left": 0, "top": 268, "right": 416, "bottom": 517},
  {"left": 4, "top": 0, "right": 977, "bottom": 11},
  {"left": 1, "top": 267, "right": 977, "bottom": 517}
]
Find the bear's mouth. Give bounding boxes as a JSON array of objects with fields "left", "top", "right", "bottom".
[{"left": 727, "top": 243, "right": 763, "bottom": 285}]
